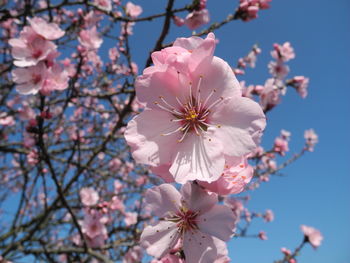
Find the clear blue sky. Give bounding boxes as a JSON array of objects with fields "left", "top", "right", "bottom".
[{"left": 128, "top": 0, "right": 350, "bottom": 262}]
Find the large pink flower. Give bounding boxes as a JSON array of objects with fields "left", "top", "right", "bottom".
[
  {"left": 141, "top": 183, "right": 235, "bottom": 262},
  {"left": 125, "top": 33, "right": 266, "bottom": 183}
]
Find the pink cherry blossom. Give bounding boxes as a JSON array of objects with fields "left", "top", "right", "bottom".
[
  {"left": 185, "top": 9, "right": 210, "bottom": 30},
  {"left": 124, "top": 212, "right": 138, "bottom": 226},
  {"left": 28, "top": 17, "right": 65, "bottom": 40},
  {"left": 304, "top": 129, "right": 318, "bottom": 152},
  {"left": 281, "top": 247, "right": 292, "bottom": 256},
  {"left": 125, "top": 33, "right": 266, "bottom": 183},
  {"left": 271, "top": 42, "right": 295, "bottom": 62},
  {"left": 199, "top": 156, "right": 254, "bottom": 195},
  {"left": 93, "top": 0, "right": 112, "bottom": 11},
  {"left": 0, "top": 113, "right": 15, "bottom": 126},
  {"left": 173, "top": 16, "right": 185, "bottom": 27},
  {"left": 125, "top": 2, "right": 143, "bottom": 18},
  {"left": 78, "top": 26, "right": 103, "bottom": 50},
  {"left": 260, "top": 78, "right": 282, "bottom": 112},
  {"left": 300, "top": 225, "right": 323, "bottom": 249},
  {"left": 289, "top": 76, "right": 309, "bottom": 98},
  {"left": 236, "top": 0, "right": 271, "bottom": 21},
  {"left": 40, "top": 63, "right": 69, "bottom": 95},
  {"left": 273, "top": 137, "right": 289, "bottom": 156},
  {"left": 109, "top": 196, "right": 125, "bottom": 212},
  {"left": 12, "top": 62, "right": 47, "bottom": 95},
  {"left": 281, "top": 129, "right": 291, "bottom": 140},
  {"left": 123, "top": 246, "right": 143, "bottom": 263},
  {"left": 141, "top": 183, "right": 235, "bottom": 262},
  {"left": 258, "top": 230, "right": 268, "bottom": 240},
  {"left": 79, "top": 187, "right": 99, "bottom": 206},
  {"left": 9, "top": 26, "right": 56, "bottom": 67},
  {"left": 263, "top": 209, "right": 274, "bottom": 222},
  {"left": 268, "top": 60, "right": 290, "bottom": 79},
  {"left": 80, "top": 211, "right": 108, "bottom": 239}
]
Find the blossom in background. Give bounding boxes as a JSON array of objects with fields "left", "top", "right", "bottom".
[
  {"left": 258, "top": 230, "right": 268, "bottom": 240},
  {"left": 304, "top": 129, "right": 318, "bottom": 151},
  {"left": 125, "top": 33, "right": 266, "bottom": 184},
  {"left": 271, "top": 42, "right": 295, "bottom": 62},
  {"left": 260, "top": 78, "right": 282, "bottom": 111},
  {"left": 236, "top": 0, "right": 272, "bottom": 22},
  {"left": 289, "top": 76, "right": 309, "bottom": 98},
  {"left": 93, "top": 0, "right": 112, "bottom": 11},
  {"left": 263, "top": 209, "right": 274, "bottom": 222},
  {"left": 273, "top": 136, "right": 289, "bottom": 156},
  {"left": 300, "top": 225, "right": 323, "bottom": 249},
  {"left": 185, "top": 9, "right": 210, "bottom": 30},
  {"left": 141, "top": 183, "right": 235, "bottom": 262},
  {"left": 125, "top": 2, "right": 143, "bottom": 18},
  {"left": 78, "top": 26, "right": 103, "bottom": 50},
  {"left": 80, "top": 187, "right": 99, "bottom": 206},
  {"left": 268, "top": 60, "right": 290, "bottom": 79}
]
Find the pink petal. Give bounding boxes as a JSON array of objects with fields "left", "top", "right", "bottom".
[
  {"left": 191, "top": 57, "right": 241, "bottom": 109},
  {"left": 180, "top": 182, "right": 217, "bottom": 213},
  {"left": 135, "top": 65, "right": 189, "bottom": 110},
  {"left": 210, "top": 97, "right": 266, "bottom": 157},
  {"left": 197, "top": 204, "right": 236, "bottom": 241},
  {"left": 169, "top": 131, "right": 225, "bottom": 183},
  {"left": 124, "top": 109, "right": 180, "bottom": 166},
  {"left": 145, "top": 184, "right": 181, "bottom": 218},
  {"left": 183, "top": 232, "right": 225, "bottom": 263},
  {"left": 188, "top": 32, "right": 216, "bottom": 72},
  {"left": 140, "top": 221, "right": 179, "bottom": 259}
]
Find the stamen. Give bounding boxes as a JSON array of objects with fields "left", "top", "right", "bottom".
[
  {"left": 161, "top": 126, "right": 184, "bottom": 136},
  {"left": 201, "top": 89, "right": 216, "bottom": 110},
  {"left": 177, "top": 125, "right": 190, "bottom": 142},
  {"left": 159, "top": 96, "right": 183, "bottom": 115},
  {"left": 189, "top": 82, "right": 193, "bottom": 107},
  {"left": 196, "top": 76, "right": 203, "bottom": 108}
]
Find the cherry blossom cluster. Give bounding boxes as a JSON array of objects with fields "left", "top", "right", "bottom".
[
  {"left": 239, "top": 42, "right": 310, "bottom": 113},
  {"left": 173, "top": 0, "right": 209, "bottom": 30},
  {"left": 0, "top": 0, "right": 323, "bottom": 262},
  {"left": 235, "top": 0, "right": 272, "bottom": 21},
  {"left": 10, "top": 17, "right": 68, "bottom": 95}
]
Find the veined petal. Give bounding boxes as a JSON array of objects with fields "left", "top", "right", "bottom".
[
  {"left": 197, "top": 204, "right": 236, "bottom": 241},
  {"left": 124, "top": 109, "right": 180, "bottom": 166},
  {"left": 180, "top": 182, "right": 217, "bottom": 213},
  {"left": 183, "top": 231, "right": 226, "bottom": 263},
  {"left": 191, "top": 56, "right": 241, "bottom": 107},
  {"left": 145, "top": 184, "right": 181, "bottom": 218},
  {"left": 209, "top": 97, "right": 266, "bottom": 157},
  {"left": 140, "top": 220, "right": 179, "bottom": 259},
  {"left": 169, "top": 131, "right": 225, "bottom": 184},
  {"left": 135, "top": 65, "right": 190, "bottom": 110}
]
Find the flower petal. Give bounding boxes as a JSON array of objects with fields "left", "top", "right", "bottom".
[
  {"left": 145, "top": 184, "right": 181, "bottom": 218},
  {"left": 124, "top": 109, "right": 180, "bottom": 166},
  {"left": 210, "top": 97, "right": 266, "bottom": 157},
  {"left": 140, "top": 220, "right": 179, "bottom": 259},
  {"left": 180, "top": 182, "right": 217, "bottom": 213},
  {"left": 169, "top": 131, "right": 225, "bottom": 184},
  {"left": 197, "top": 204, "right": 236, "bottom": 241},
  {"left": 183, "top": 232, "right": 227, "bottom": 263}
]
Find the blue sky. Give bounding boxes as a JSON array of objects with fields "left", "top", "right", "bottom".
[{"left": 129, "top": 0, "right": 350, "bottom": 262}]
